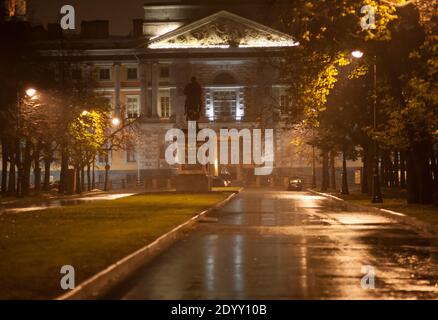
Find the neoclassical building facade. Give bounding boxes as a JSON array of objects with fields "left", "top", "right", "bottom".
[{"left": 36, "top": 1, "right": 312, "bottom": 186}]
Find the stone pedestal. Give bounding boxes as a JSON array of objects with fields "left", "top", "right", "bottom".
[
  {"left": 175, "top": 124, "right": 211, "bottom": 192},
  {"left": 175, "top": 171, "right": 210, "bottom": 192}
]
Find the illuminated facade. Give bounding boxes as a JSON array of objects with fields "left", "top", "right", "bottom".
[
  {"left": 2, "top": 0, "right": 27, "bottom": 21},
  {"left": 38, "top": 1, "right": 315, "bottom": 186}
]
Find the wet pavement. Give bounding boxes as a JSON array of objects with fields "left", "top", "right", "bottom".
[
  {"left": 106, "top": 189, "right": 438, "bottom": 300},
  {"left": 0, "top": 193, "right": 136, "bottom": 214}
]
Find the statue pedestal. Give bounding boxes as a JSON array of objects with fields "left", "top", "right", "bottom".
[
  {"left": 175, "top": 125, "right": 211, "bottom": 193},
  {"left": 175, "top": 170, "right": 210, "bottom": 192}
]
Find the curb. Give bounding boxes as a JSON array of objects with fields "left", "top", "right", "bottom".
[
  {"left": 57, "top": 188, "right": 242, "bottom": 300},
  {"left": 307, "top": 189, "right": 438, "bottom": 238}
]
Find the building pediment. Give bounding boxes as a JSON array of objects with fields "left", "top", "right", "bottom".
[{"left": 148, "top": 11, "right": 298, "bottom": 49}]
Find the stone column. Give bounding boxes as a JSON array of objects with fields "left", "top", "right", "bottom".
[
  {"left": 86, "top": 63, "right": 94, "bottom": 81},
  {"left": 170, "top": 88, "right": 177, "bottom": 120},
  {"left": 114, "top": 62, "right": 121, "bottom": 116},
  {"left": 139, "top": 62, "right": 149, "bottom": 117},
  {"left": 151, "top": 61, "right": 159, "bottom": 118},
  {"left": 237, "top": 164, "right": 243, "bottom": 181}
]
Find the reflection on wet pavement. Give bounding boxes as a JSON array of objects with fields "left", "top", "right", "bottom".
[
  {"left": 0, "top": 193, "right": 136, "bottom": 214},
  {"left": 106, "top": 189, "right": 438, "bottom": 300}
]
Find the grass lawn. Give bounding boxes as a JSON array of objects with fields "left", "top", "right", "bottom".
[
  {"left": 333, "top": 190, "right": 438, "bottom": 227},
  {"left": 0, "top": 191, "right": 233, "bottom": 299}
]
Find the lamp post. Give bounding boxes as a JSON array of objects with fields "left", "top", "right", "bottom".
[
  {"left": 102, "top": 117, "right": 121, "bottom": 191},
  {"left": 16, "top": 88, "right": 37, "bottom": 198},
  {"left": 312, "top": 145, "right": 316, "bottom": 188},
  {"left": 352, "top": 50, "right": 382, "bottom": 203}
]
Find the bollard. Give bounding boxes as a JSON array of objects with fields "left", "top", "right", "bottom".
[
  {"left": 256, "top": 176, "right": 261, "bottom": 188},
  {"left": 167, "top": 179, "right": 172, "bottom": 189},
  {"left": 152, "top": 179, "right": 158, "bottom": 189}
]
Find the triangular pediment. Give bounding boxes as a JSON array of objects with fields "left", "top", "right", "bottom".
[{"left": 148, "top": 11, "right": 298, "bottom": 49}]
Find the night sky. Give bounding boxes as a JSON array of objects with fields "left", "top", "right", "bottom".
[{"left": 28, "top": 0, "right": 166, "bottom": 35}]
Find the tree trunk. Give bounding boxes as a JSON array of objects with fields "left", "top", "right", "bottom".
[
  {"left": 59, "top": 143, "right": 69, "bottom": 194},
  {"left": 75, "top": 166, "right": 81, "bottom": 194},
  {"left": 393, "top": 151, "right": 400, "bottom": 188},
  {"left": 361, "top": 149, "right": 369, "bottom": 194},
  {"left": 7, "top": 160, "right": 16, "bottom": 196},
  {"left": 104, "top": 163, "right": 110, "bottom": 191},
  {"left": 430, "top": 144, "right": 438, "bottom": 188},
  {"left": 81, "top": 165, "right": 85, "bottom": 193},
  {"left": 1, "top": 139, "right": 8, "bottom": 195},
  {"left": 92, "top": 160, "right": 95, "bottom": 190},
  {"left": 43, "top": 143, "right": 52, "bottom": 191},
  {"left": 34, "top": 142, "right": 41, "bottom": 193},
  {"left": 22, "top": 138, "right": 32, "bottom": 196},
  {"left": 330, "top": 150, "right": 336, "bottom": 190},
  {"left": 379, "top": 151, "right": 386, "bottom": 188},
  {"left": 406, "top": 141, "right": 433, "bottom": 204},
  {"left": 321, "top": 149, "right": 329, "bottom": 191},
  {"left": 341, "top": 149, "right": 349, "bottom": 195},
  {"left": 87, "top": 164, "right": 91, "bottom": 191},
  {"left": 400, "top": 151, "right": 407, "bottom": 189},
  {"left": 382, "top": 151, "right": 392, "bottom": 188},
  {"left": 15, "top": 138, "right": 23, "bottom": 198}
]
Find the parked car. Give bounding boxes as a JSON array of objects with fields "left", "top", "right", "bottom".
[
  {"left": 212, "top": 176, "right": 230, "bottom": 187},
  {"left": 288, "top": 178, "right": 303, "bottom": 191}
]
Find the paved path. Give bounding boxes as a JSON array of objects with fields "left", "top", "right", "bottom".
[{"left": 106, "top": 189, "right": 438, "bottom": 299}]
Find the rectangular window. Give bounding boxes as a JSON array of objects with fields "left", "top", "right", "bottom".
[
  {"left": 160, "top": 65, "right": 170, "bottom": 78},
  {"left": 160, "top": 96, "right": 171, "bottom": 118},
  {"left": 126, "top": 67, "right": 138, "bottom": 80},
  {"left": 126, "top": 149, "right": 136, "bottom": 163},
  {"left": 98, "top": 67, "right": 111, "bottom": 81},
  {"left": 280, "top": 95, "right": 292, "bottom": 114},
  {"left": 126, "top": 96, "right": 140, "bottom": 119}
]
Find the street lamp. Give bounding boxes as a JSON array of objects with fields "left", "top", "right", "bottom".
[
  {"left": 25, "top": 88, "right": 37, "bottom": 98},
  {"left": 351, "top": 50, "right": 383, "bottom": 203},
  {"left": 16, "top": 88, "right": 38, "bottom": 198},
  {"left": 81, "top": 110, "right": 89, "bottom": 116},
  {"left": 351, "top": 50, "right": 364, "bottom": 59},
  {"left": 111, "top": 117, "right": 121, "bottom": 126}
]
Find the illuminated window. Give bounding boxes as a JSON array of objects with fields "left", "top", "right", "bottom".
[
  {"left": 213, "top": 90, "right": 237, "bottom": 121},
  {"left": 126, "top": 96, "right": 140, "bottom": 119},
  {"left": 160, "top": 96, "right": 171, "bottom": 118}
]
